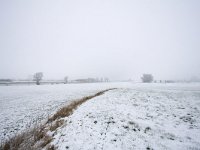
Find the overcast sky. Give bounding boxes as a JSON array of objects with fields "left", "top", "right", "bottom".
[{"left": 0, "top": 0, "right": 200, "bottom": 81}]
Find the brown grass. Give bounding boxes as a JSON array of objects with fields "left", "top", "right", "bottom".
[
  {"left": 47, "top": 88, "right": 116, "bottom": 123},
  {"left": 49, "top": 119, "right": 64, "bottom": 132},
  {"left": 47, "top": 144, "right": 55, "bottom": 150},
  {"left": 40, "top": 135, "right": 52, "bottom": 148},
  {"left": 0, "top": 88, "right": 116, "bottom": 150},
  {"left": 0, "top": 124, "right": 49, "bottom": 150},
  {"left": 1, "top": 133, "right": 25, "bottom": 150}
]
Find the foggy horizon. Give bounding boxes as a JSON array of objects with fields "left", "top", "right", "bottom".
[{"left": 0, "top": 0, "right": 200, "bottom": 81}]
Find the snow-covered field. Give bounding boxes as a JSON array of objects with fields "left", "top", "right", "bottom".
[
  {"left": 1, "top": 82, "right": 200, "bottom": 149},
  {"left": 50, "top": 83, "right": 200, "bottom": 150},
  {"left": 0, "top": 82, "right": 128, "bottom": 142}
]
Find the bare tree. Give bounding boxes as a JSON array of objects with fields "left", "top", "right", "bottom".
[
  {"left": 141, "top": 74, "right": 153, "bottom": 83},
  {"left": 33, "top": 72, "right": 43, "bottom": 85},
  {"left": 64, "top": 76, "right": 68, "bottom": 83}
]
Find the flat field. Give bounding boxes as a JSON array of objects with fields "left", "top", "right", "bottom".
[
  {"left": 0, "top": 82, "right": 200, "bottom": 149},
  {"left": 0, "top": 82, "right": 126, "bottom": 142}
]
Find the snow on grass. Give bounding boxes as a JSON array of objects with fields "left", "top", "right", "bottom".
[
  {"left": 0, "top": 82, "right": 129, "bottom": 142},
  {"left": 50, "top": 83, "right": 200, "bottom": 150}
]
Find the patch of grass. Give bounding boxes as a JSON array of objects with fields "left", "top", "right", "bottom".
[
  {"left": 47, "top": 88, "right": 116, "bottom": 123},
  {"left": 0, "top": 132, "right": 25, "bottom": 150},
  {"left": 0, "top": 124, "right": 50, "bottom": 150},
  {"left": 40, "top": 135, "right": 52, "bottom": 148},
  {"left": 49, "top": 119, "right": 64, "bottom": 131},
  {"left": 32, "top": 125, "right": 46, "bottom": 142},
  {"left": 47, "top": 144, "right": 55, "bottom": 150},
  {"left": 1, "top": 142, "right": 10, "bottom": 150}
]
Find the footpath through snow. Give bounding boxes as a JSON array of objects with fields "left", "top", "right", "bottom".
[{"left": 49, "top": 87, "right": 200, "bottom": 150}]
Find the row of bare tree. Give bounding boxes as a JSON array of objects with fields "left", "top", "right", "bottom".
[
  {"left": 33, "top": 72, "right": 68, "bottom": 85},
  {"left": 33, "top": 72, "right": 154, "bottom": 85}
]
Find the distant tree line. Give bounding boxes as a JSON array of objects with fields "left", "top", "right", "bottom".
[
  {"left": 32, "top": 72, "right": 110, "bottom": 85},
  {"left": 0, "top": 79, "right": 12, "bottom": 82}
]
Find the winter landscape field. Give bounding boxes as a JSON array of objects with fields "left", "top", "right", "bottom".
[
  {"left": 0, "top": 82, "right": 200, "bottom": 149},
  {"left": 1, "top": 0, "right": 200, "bottom": 149},
  {"left": 0, "top": 82, "right": 128, "bottom": 142}
]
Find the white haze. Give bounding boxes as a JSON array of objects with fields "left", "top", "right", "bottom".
[{"left": 0, "top": 0, "right": 200, "bottom": 81}]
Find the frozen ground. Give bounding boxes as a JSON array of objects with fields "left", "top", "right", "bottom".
[
  {"left": 50, "top": 83, "right": 200, "bottom": 150},
  {"left": 0, "top": 82, "right": 129, "bottom": 142}
]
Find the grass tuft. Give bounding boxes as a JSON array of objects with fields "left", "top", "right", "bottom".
[{"left": 49, "top": 119, "right": 64, "bottom": 131}]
